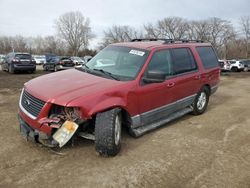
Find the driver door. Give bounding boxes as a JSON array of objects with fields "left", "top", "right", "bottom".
[{"left": 135, "top": 49, "right": 176, "bottom": 126}]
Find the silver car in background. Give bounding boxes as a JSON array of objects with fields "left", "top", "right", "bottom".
[{"left": 33, "top": 55, "right": 46, "bottom": 65}]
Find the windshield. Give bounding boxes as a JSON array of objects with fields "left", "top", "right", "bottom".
[{"left": 85, "top": 46, "right": 149, "bottom": 81}]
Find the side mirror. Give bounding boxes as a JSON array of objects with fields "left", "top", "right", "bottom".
[{"left": 142, "top": 70, "right": 166, "bottom": 83}]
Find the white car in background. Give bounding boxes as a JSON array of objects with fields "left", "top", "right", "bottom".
[
  {"left": 0, "top": 54, "right": 5, "bottom": 64},
  {"left": 70, "top": 56, "right": 85, "bottom": 66},
  {"left": 33, "top": 55, "right": 46, "bottom": 65},
  {"left": 219, "top": 59, "right": 231, "bottom": 72},
  {"left": 83, "top": 55, "right": 92, "bottom": 63},
  {"left": 228, "top": 60, "right": 244, "bottom": 72}
]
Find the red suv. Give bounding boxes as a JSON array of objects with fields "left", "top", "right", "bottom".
[{"left": 18, "top": 39, "right": 220, "bottom": 156}]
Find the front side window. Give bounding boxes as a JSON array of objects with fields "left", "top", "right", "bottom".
[
  {"left": 146, "top": 49, "right": 173, "bottom": 76},
  {"left": 171, "top": 48, "right": 197, "bottom": 74},
  {"left": 85, "top": 46, "right": 149, "bottom": 81},
  {"left": 196, "top": 46, "right": 219, "bottom": 69}
]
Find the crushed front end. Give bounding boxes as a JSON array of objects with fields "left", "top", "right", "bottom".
[{"left": 18, "top": 89, "right": 92, "bottom": 147}]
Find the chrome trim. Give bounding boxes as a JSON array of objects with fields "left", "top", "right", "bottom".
[
  {"left": 19, "top": 88, "right": 36, "bottom": 120},
  {"left": 131, "top": 94, "right": 196, "bottom": 129}
]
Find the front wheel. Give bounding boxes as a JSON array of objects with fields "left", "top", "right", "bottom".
[
  {"left": 192, "top": 87, "right": 209, "bottom": 115},
  {"left": 95, "top": 108, "right": 122, "bottom": 156}
]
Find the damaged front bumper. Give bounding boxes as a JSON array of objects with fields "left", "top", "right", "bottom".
[
  {"left": 18, "top": 115, "right": 80, "bottom": 148},
  {"left": 18, "top": 115, "right": 59, "bottom": 147}
]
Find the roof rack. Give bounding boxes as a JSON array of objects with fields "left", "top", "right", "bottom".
[{"left": 131, "top": 38, "right": 204, "bottom": 44}]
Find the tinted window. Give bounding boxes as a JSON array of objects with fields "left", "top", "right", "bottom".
[
  {"left": 15, "top": 54, "right": 31, "bottom": 59},
  {"left": 147, "top": 49, "right": 173, "bottom": 76},
  {"left": 196, "top": 46, "right": 219, "bottom": 69},
  {"left": 172, "top": 48, "right": 197, "bottom": 74}
]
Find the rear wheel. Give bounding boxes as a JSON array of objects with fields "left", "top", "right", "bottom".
[
  {"left": 95, "top": 108, "right": 122, "bottom": 156},
  {"left": 231, "top": 67, "right": 238, "bottom": 72},
  {"left": 54, "top": 65, "right": 58, "bottom": 72},
  {"left": 192, "top": 87, "right": 209, "bottom": 115}
]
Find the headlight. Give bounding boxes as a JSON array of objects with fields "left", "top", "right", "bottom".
[{"left": 52, "top": 120, "right": 79, "bottom": 147}]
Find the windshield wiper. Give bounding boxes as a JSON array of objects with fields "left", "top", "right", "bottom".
[
  {"left": 78, "top": 64, "right": 90, "bottom": 72},
  {"left": 93, "top": 68, "right": 120, "bottom": 81}
]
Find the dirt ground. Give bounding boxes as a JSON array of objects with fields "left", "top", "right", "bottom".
[{"left": 0, "top": 67, "right": 250, "bottom": 188}]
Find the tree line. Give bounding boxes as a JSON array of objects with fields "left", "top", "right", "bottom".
[{"left": 0, "top": 11, "right": 249, "bottom": 59}]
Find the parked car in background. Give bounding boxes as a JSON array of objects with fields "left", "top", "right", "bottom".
[
  {"left": 229, "top": 60, "right": 244, "bottom": 72},
  {"left": 33, "top": 55, "right": 46, "bottom": 65},
  {"left": 70, "top": 56, "right": 85, "bottom": 66},
  {"left": 0, "top": 54, "right": 5, "bottom": 64},
  {"left": 83, "top": 55, "right": 92, "bottom": 63},
  {"left": 45, "top": 53, "right": 57, "bottom": 63},
  {"left": 43, "top": 56, "right": 75, "bottom": 71},
  {"left": 18, "top": 39, "right": 220, "bottom": 156},
  {"left": 240, "top": 60, "right": 250, "bottom": 71},
  {"left": 219, "top": 59, "right": 231, "bottom": 72},
  {"left": 1, "top": 52, "right": 36, "bottom": 73}
]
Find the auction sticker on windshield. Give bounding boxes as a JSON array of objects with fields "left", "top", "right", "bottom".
[{"left": 129, "top": 49, "right": 145, "bottom": 56}]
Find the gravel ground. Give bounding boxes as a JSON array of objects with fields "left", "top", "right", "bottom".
[{"left": 0, "top": 67, "right": 250, "bottom": 188}]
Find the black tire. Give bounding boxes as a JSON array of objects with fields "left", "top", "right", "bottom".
[
  {"left": 192, "top": 87, "right": 209, "bottom": 115},
  {"left": 231, "top": 67, "right": 238, "bottom": 72},
  {"left": 43, "top": 65, "right": 48, "bottom": 71},
  {"left": 9, "top": 64, "right": 14, "bottom": 74},
  {"left": 54, "top": 65, "right": 58, "bottom": 72},
  {"left": 95, "top": 108, "right": 122, "bottom": 156}
]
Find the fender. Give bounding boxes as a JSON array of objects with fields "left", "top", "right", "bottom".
[{"left": 86, "top": 96, "right": 128, "bottom": 118}]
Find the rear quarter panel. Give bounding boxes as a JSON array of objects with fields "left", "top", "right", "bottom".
[{"left": 191, "top": 45, "right": 220, "bottom": 91}]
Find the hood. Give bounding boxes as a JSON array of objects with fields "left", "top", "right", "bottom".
[{"left": 25, "top": 69, "right": 123, "bottom": 106}]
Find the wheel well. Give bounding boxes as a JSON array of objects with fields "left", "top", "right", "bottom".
[
  {"left": 120, "top": 108, "right": 132, "bottom": 128},
  {"left": 203, "top": 84, "right": 211, "bottom": 95},
  {"left": 91, "top": 107, "right": 132, "bottom": 129}
]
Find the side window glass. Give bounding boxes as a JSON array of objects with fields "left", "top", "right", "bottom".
[
  {"left": 147, "top": 49, "right": 173, "bottom": 76},
  {"left": 196, "top": 46, "right": 219, "bottom": 69},
  {"left": 171, "top": 48, "right": 197, "bottom": 74}
]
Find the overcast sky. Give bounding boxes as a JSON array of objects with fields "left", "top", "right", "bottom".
[{"left": 0, "top": 0, "right": 249, "bottom": 49}]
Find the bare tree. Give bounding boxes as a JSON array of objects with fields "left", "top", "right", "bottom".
[
  {"left": 240, "top": 16, "right": 250, "bottom": 58},
  {"left": 99, "top": 25, "right": 143, "bottom": 49},
  {"left": 55, "top": 11, "right": 94, "bottom": 55},
  {"left": 145, "top": 17, "right": 188, "bottom": 39},
  {"left": 144, "top": 23, "right": 162, "bottom": 38}
]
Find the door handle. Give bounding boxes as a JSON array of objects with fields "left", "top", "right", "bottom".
[
  {"left": 167, "top": 82, "right": 175, "bottom": 88},
  {"left": 194, "top": 75, "right": 201, "bottom": 80}
]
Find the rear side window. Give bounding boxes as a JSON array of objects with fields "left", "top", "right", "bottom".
[
  {"left": 196, "top": 46, "right": 219, "bottom": 69},
  {"left": 171, "top": 48, "right": 197, "bottom": 74}
]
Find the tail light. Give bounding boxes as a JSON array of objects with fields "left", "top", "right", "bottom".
[{"left": 59, "top": 61, "right": 65, "bottom": 65}]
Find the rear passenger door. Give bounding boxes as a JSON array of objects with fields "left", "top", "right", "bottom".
[{"left": 170, "top": 47, "right": 201, "bottom": 109}]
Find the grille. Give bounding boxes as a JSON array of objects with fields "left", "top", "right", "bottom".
[{"left": 21, "top": 89, "right": 46, "bottom": 118}]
